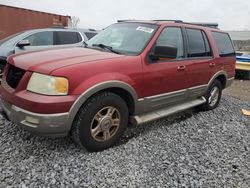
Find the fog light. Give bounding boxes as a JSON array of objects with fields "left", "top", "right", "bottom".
[{"left": 25, "top": 116, "right": 39, "bottom": 125}]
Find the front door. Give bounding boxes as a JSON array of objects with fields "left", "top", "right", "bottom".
[{"left": 142, "top": 27, "right": 191, "bottom": 111}]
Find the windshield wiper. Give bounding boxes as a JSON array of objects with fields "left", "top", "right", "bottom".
[
  {"left": 92, "top": 43, "right": 120, "bottom": 54},
  {"left": 83, "top": 41, "right": 89, "bottom": 48}
]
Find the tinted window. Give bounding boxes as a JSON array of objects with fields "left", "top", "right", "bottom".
[
  {"left": 56, "top": 31, "right": 81, "bottom": 45},
  {"left": 84, "top": 32, "right": 97, "bottom": 39},
  {"left": 212, "top": 32, "right": 235, "bottom": 57},
  {"left": 25, "top": 31, "right": 53, "bottom": 46},
  {"left": 187, "top": 29, "right": 208, "bottom": 57},
  {"left": 156, "top": 27, "right": 184, "bottom": 59}
]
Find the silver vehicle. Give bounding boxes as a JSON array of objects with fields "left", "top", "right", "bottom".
[
  {"left": 0, "top": 28, "right": 87, "bottom": 72},
  {"left": 77, "top": 28, "right": 99, "bottom": 41}
]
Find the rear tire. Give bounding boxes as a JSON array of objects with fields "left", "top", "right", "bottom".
[
  {"left": 200, "top": 80, "right": 222, "bottom": 111},
  {"left": 71, "top": 92, "right": 128, "bottom": 152}
]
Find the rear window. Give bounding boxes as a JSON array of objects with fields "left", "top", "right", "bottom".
[
  {"left": 55, "top": 31, "right": 81, "bottom": 45},
  {"left": 186, "top": 29, "right": 211, "bottom": 57},
  {"left": 212, "top": 32, "right": 235, "bottom": 57}
]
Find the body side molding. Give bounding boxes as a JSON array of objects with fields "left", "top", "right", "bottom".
[{"left": 67, "top": 71, "right": 232, "bottom": 129}]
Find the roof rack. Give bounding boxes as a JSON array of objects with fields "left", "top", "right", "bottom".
[
  {"left": 88, "top": 28, "right": 97, "bottom": 32},
  {"left": 117, "top": 19, "right": 219, "bottom": 28},
  {"left": 184, "top": 22, "right": 219, "bottom": 28},
  {"left": 152, "top": 19, "right": 183, "bottom": 23},
  {"left": 153, "top": 20, "right": 219, "bottom": 28},
  {"left": 117, "top": 20, "right": 138, "bottom": 22},
  {"left": 117, "top": 19, "right": 183, "bottom": 23},
  {"left": 49, "top": 25, "right": 66, "bottom": 29}
]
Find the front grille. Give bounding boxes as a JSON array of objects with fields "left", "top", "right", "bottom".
[{"left": 6, "top": 64, "right": 26, "bottom": 89}]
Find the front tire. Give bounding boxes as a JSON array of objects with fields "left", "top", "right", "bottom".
[
  {"left": 71, "top": 92, "right": 128, "bottom": 152},
  {"left": 200, "top": 80, "right": 222, "bottom": 111}
]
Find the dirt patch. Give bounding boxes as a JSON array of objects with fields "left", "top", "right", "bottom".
[{"left": 224, "top": 79, "right": 250, "bottom": 102}]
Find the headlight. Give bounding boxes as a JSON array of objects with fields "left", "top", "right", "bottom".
[{"left": 27, "top": 73, "right": 69, "bottom": 95}]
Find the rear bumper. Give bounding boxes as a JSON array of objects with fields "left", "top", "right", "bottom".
[{"left": 1, "top": 98, "right": 70, "bottom": 137}]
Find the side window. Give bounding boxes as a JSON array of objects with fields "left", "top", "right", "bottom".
[
  {"left": 212, "top": 32, "right": 235, "bottom": 57},
  {"left": 155, "top": 27, "right": 184, "bottom": 59},
  {"left": 84, "top": 32, "right": 97, "bottom": 40},
  {"left": 55, "top": 31, "right": 81, "bottom": 45},
  {"left": 186, "top": 29, "right": 209, "bottom": 57},
  {"left": 24, "top": 31, "right": 53, "bottom": 46}
]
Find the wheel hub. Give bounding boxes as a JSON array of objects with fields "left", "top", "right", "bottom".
[{"left": 100, "top": 117, "right": 112, "bottom": 131}]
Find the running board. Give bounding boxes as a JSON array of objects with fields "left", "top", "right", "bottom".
[{"left": 130, "top": 97, "right": 206, "bottom": 126}]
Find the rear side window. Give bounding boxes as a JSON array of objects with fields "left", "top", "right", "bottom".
[
  {"left": 25, "top": 31, "right": 53, "bottom": 46},
  {"left": 84, "top": 32, "right": 97, "bottom": 40},
  {"left": 186, "top": 29, "right": 211, "bottom": 57},
  {"left": 212, "top": 32, "right": 235, "bottom": 57},
  {"left": 55, "top": 31, "right": 81, "bottom": 45}
]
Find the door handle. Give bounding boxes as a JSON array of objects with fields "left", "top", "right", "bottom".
[
  {"left": 177, "top": 65, "right": 186, "bottom": 71},
  {"left": 209, "top": 62, "right": 216, "bottom": 67}
]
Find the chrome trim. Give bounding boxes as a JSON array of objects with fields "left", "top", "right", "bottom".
[{"left": 145, "top": 88, "right": 186, "bottom": 100}]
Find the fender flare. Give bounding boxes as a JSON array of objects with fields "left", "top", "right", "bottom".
[
  {"left": 67, "top": 80, "right": 140, "bottom": 126},
  {"left": 207, "top": 70, "right": 228, "bottom": 89}
]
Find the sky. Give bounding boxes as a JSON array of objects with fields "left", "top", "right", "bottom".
[{"left": 1, "top": 0, "right": 250, "bottom": 30}]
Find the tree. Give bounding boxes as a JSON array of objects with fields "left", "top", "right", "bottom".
[{"left": 70, "top": 16, "right": 80, "bottom": 28}]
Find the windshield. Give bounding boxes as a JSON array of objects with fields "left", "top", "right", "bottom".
[
  {"left": 87, "top": 23, "right": 158, "bottom": 55},
  {"left": 0, "top": 31, "right": 25, "bottom": 46}
]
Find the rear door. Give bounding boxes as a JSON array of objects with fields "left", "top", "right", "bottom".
[
  {"left": 54, "top": 31, "right": 83, "bottom": 47},
  {"left": 184, "top": 28, "right": 216, "bottom": 98},
  {"left": 143, "top": 27, "right": 191, "bottom": 111}
]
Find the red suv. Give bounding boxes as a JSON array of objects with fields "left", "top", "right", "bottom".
[{"left": 0, "top": 20, "right": 235, "bottom": 151}]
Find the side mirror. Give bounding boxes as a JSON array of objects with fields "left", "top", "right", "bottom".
[
  {"left": 149, "top": 45, "right": 177, "bottom": 61},
  {"left": 17, "top": 40, "right": 30, "bottom": 48}
]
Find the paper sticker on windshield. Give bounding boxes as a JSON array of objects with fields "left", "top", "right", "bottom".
[{"left": 136, "top": 26, "right": 154, "bottom": 33}]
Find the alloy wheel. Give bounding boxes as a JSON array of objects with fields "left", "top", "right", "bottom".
[{"left": 90, "top": 106, "right": 121, "bottom": 142}]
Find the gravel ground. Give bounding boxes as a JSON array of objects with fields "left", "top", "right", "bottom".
[
  {"left": 1, "top": 95, "right": 250, "bottom": 187},
  {"left": 224, "top": 79, "right": 250, "bottom": 102}
]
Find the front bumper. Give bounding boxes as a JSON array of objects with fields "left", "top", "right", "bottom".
[{"left": 1, "top": 98, "right": 70, "bottom": 137}]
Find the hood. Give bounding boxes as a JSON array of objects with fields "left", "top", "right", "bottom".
[{"left": 8, "top": 47, "right": 124, "bottom": 74}]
